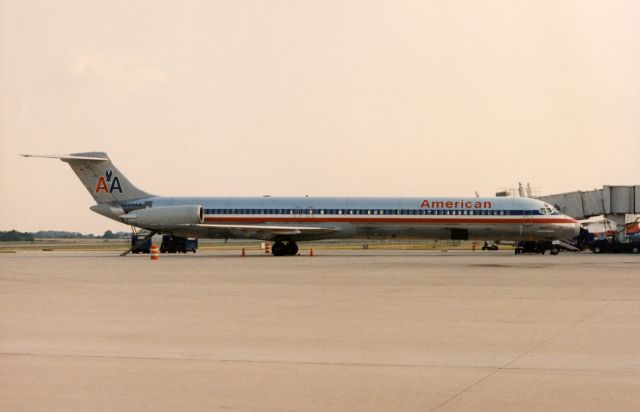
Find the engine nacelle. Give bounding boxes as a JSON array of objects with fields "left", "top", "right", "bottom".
[{"left": 121, "top": 205, "right": 204, "bottom": 227}]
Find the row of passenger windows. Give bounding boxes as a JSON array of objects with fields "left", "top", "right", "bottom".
[{"left": 203, "top": 208, "right": 538, "bottom": 216}]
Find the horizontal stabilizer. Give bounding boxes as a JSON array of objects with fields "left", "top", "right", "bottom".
[{"left": 21, "top": 153, "right": 109, "bottom": 162}]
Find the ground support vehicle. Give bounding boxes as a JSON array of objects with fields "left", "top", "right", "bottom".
[
  {"left": 515, "top": 241, "right": 560, "bottom": 255},
  {"left": 130, "top": 235, "right": 152, "bottom": 254},
  {"left": 160, "top": 235, "right": 198, "bottom": 253},
  {"left": 590, "top": 239, "right": 640, "bottom": 254},
  {"left": 482, "top": 241, "right": 499, "bottom": 250}
]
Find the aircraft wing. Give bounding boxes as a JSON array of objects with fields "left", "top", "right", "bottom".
[{"left": 193, "top": 223, "right": 338, "bottom": 236}]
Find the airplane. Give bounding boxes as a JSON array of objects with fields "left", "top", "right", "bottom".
[{"left": 22, "top": 152, "right": 580, "bottom": 256}]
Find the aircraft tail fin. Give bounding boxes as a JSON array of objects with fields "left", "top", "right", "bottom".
[{"left": 21, "top": 152, "right": 154, "bottom": 205}]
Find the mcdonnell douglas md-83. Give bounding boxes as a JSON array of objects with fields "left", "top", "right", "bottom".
[{"left": 23, "top": 152, "right": 579, "bottom": 256}]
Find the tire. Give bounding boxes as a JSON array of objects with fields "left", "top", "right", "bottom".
[
  {"left": 285, "top": 242, "right": 299, "bottom": 256},
  {"left": 632, "top": 247, "right": 639, "bottom": 254},
  {"left": 551, "top": 248, "right": 559, "bottom": 255},
  {"left": 593, "top": 246, "right": 601, "bottom": 254},
  {"left": 271, "top": 242, "right": 286, "bottom": 256}
]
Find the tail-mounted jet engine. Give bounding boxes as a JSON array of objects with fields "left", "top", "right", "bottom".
[{"left": 120, "top": 205, "right": 204, "bottom": 228}]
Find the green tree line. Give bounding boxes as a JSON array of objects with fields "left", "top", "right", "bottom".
[{"left": 0, "top": 230, "right": 132, "bottom": 241}]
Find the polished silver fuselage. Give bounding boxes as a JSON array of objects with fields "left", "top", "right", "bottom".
[{"left": 118, "top": 195, "right": 580, "bottom": 242}]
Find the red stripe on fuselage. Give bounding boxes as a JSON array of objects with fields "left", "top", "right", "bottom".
[{"left": 203, "top": 216, "right": 576, "bottom": 224}]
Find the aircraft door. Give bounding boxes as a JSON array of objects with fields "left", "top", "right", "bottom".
[{"left": 522, "top": 209, "right": 533, "bottom": 238}]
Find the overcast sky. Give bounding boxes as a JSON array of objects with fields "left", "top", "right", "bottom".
[{"left": 1, "top": 1, "right": 639, "bottom": 234}]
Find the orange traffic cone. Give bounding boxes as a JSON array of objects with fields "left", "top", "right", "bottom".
[
  {"left": 309, "top": 248, "right": 314, "bottom": 257},
  {"left": 150, "top": 245, "right": 160, "bottom": 261},
  {"left": 241, "top": 248, "right": 246, "bottom": 257},
  {"left": 265, "top": 243, "right": 271, "bottom": 254}
]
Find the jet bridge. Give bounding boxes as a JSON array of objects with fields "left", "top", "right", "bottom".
[
  {"left": 537, "top": 185, "right": 639, "bottom": 220},
  {"left": 537, "top": 185, "right": 640, "bottom": 241}
]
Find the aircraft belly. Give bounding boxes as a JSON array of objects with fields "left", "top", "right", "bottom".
[
  {"left": 148, "top": 221, "right": 566, "bottom": 242},
  {"left": 351, "top": 222, "right": 524, "bottom": 241}
]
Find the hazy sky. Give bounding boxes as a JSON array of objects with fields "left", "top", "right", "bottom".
[{"left": 1, "top": 1, "right": 639, "bottom": 233}]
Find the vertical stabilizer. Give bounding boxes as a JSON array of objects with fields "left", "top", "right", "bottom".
[{"left": 22, "top": 152, "right": 153, "bottom": 204}]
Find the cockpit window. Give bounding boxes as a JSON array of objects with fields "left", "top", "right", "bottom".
[{"left": 544, "top": 204, "right": 560, "bottom": 215}]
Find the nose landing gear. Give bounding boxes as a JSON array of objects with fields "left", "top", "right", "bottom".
[{"left": 271, "top": 241, "right": 299, "bottom": 256}]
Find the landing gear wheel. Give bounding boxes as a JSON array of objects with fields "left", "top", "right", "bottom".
[
  {"left": 285, "top": 242, "right": 299, "bottom": 256},
  {"left": 271, "top": 242, "right": 286, "bottom": 256}
]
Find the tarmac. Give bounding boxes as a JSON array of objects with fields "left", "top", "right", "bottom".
[{"left": 1, "top": 250, "right": 639, "bottom": 411}]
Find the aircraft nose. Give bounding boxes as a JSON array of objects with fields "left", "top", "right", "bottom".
[{"left": 564, "top": 217, "right": 581, "bottom": 239}]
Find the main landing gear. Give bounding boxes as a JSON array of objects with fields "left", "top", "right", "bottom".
[{"left": 271, "top": 241, "right": 299, "bottom": 256}]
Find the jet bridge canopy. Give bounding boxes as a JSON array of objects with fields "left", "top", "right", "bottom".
[{"left": 536, "top": 185, "right": 640, "bottom": 220}]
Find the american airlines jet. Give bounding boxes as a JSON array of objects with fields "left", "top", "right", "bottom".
[{"left": 23, "top": 152, "right": 579, "bottom": 256}]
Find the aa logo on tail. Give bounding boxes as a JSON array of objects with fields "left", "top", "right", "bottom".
[{"left": 95, "top": 169, "right": 122, "bottom": 193}]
